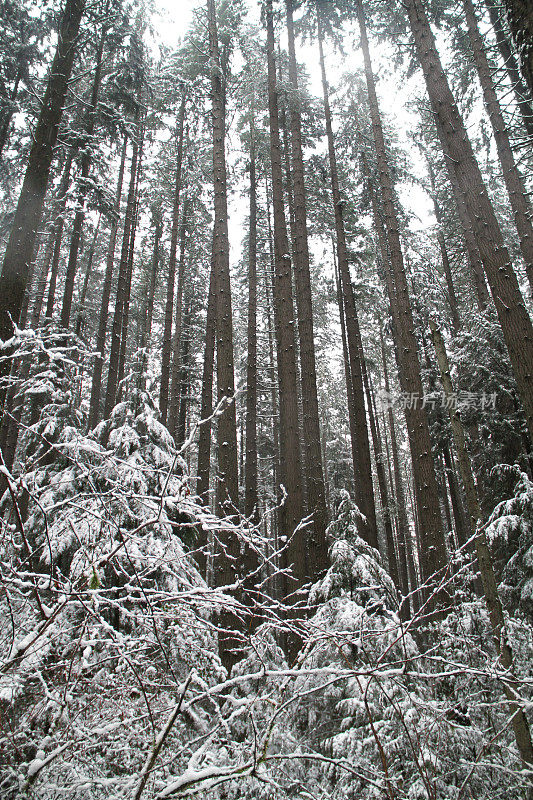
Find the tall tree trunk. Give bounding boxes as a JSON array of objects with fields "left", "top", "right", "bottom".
[
  {"left": 104, "top": 110, "right": 141, "bottom": 418},
  {"left": 168, "top": 198, "right": 190, "bottom": 438},
  {"left": 88, "top": 134, "right": 127, "bottom": 430},
  {"left": 405, "top": 0, "right": 533, "bottom": 446},
  {"left": 465, "top": 0, "right": 533, "bottom": 296},
  {"left": 0, "top": 0, "right": 86, "bottom": 355},
  {"left": 501, "top": 0, "right": 533, "bottom": 97},
  {"left": 60, "top": 28, "right": 106, "bottom": 328},
  {"left": 380, "top": 326, "right": 412, "bottom": 607},
  {"left": 207, "top": 0, "right": 240, "bottom": 669},
  {"left": 317, "top": 8, "right": 379, "bottom": 551},
  {"left": 196, "top": 257, "right": 216, "bottom": 507},
  {"left": 265, "top": 0, "right": 305, "bottom": 597},
  {"left": 484, "top": 0, "right": 533, "bottom": 139},
  {"left": 426, "top": 161, "right": 461, "bottom": 330},
  {"left": 442, "top": 444, "right": 468, "bottom": 549},
  {"left": 430, "top": 318, "right": 533, "bottom": 772},
  {"left": 334, "top": 250, "right": 361, "bottom": 503},
  {"left": 176, "top": 301, "right": 191, "bottom": 447},
  {"left": 284, "top": 0, "right": 329, "bottom": 578},
  {"left": 356, "top": 0, "right": 448, "bottom": 594},
  {"left": 0, "top": 63, "right": 22, "bottom": 158},
  {"left": 32, "top": 150, "right": 74, "bottom": 325},
  {"left": 160, "top": 95, "right": 186, "bottom": 423},
  {"left": 245, "top": 123, "right": 259, "bottom": 524},
  {"left": 138, "top": 207, "right": 162, "bottom": 389},
  {"left": 75, "top": 213, "right": 101, "bottom": 337}
]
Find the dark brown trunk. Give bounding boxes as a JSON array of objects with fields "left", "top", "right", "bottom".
[
  {"left": 484, "top": 0, "right": 533, "bottom": 139},
  {"left": 265, "top": 0, "right": 305, "bottom": 599},
  {"left": 317, "top": 8, "right": 379, "bottom": 551},
  {"left": 427, "top": 161, "right": 461, "bottom": 330},
  {"left": 356, "top": 0, "right": 448, "bottom": 594},
  {"left": 60, "top": 28, "right": 106, "bottom": 328},
  {"left": 160, "top": 95, "right": 186, "bottom": 423},
  {"left": 405, "top": 0, "right": 533, "bottom": 446},
  {"left": 196, "top": 257, "right": 216, "bottom": 507},
  {"left": 501, "top": 0, "right": 533, "bottom": 97},
  {"left": 442, "top": 444, "right": 468, "bottom": 549},
  {"left": 88, "top": 134, "right": 127, "bottom": 430},
  {"left": 168, "top": 198, "right": 190, "bottom": 438},
  {"left": 104, "top": 110, "right": 141, "bottom": 418},
  {"left": 380, "top": 327, "right": 412, "bottom": 607},
  {"left": 245, "top": 125, "right": 259, "bottom": 523},
  {"left": 285, "top": 0, "right": 329, "bottom": 579},
  {"left": 75, "top": 213, "right": 101, "bottom": 337},
  {"left": 0, "top": 0, "right": 86, "bottom": 352},
  {"left": 465, "top": 0, "right": 533, "bottom": 296}
]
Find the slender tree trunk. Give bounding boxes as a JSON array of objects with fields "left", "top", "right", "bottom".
[
  {"left": 138, "top": 207, "right": 162, "bottom": 389},
  {"left": 484, "top": 0, "right": 533, "bottom": 139},
  {"left": 88, "top": 134, "right": 127, "bottom": 429},
  {"left": 405, "top": 0, "right": 533, "bottom": 446},
  {"left": 104, "top": 109, "right": 141, "bottom": 418},
  {"left": 426, "top": 162, "right": 461, "bottom": 330},
  {"left": 380, "top": 327, "right": 412, "bottom": 606},
  {"left": 317, "top": 9, "right": 379, "bottom": 551},
  {"left": 168, "top": 198, "right": 190, "bottom": 438},
  {"left": 196, "top": 257, "right": 216, "bottom": 506},
  {"left": 60, "top": 28, "right": 106, "bottom": 328},
  {"left": 176, "top": 302, "right": 191, "bottom": 446},
  {"left": 31, "top": 151, "right": 73, "bottom": 325},
  {"left": 430, "top": 318, "right": 533, "bottom": 772},
  {"left": 465, "top": 0, "right": 533, "bottom": 296},
  {"left": 160, "top": 95, "right": 186, "bottom": 423},
  {"left": 75, "top": 213, "right": 101, "bottom": 337},
  {"left": 501, "top": 0, "right": 533, "bottom": 97},
  {"left": 245, "top": 124, "right": 259, "bottom": 524},
  {"left": 284, "top": 0, "right": 329, "bottom": 578},
  {"left": 334, "top": 251, "right": 361, "bottom": 503},
  {"left": 356, "top": 0, "right": 448, "bottom": 594},
  {"left": 265, "top": 0, "right": 305, "bottom": 597},
  {"left": 0, "top": 0, "right": 86, "bottom": 353},
  {"left": 0, "top": 64, "right": 22, "bottom": 158}
]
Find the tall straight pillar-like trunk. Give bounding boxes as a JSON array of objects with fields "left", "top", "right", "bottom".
[
  {"left": 60, "top": 28, "right": 106, "bottom": 328},
  {"left": 265, "top": 0, "right": 305, "bottom": 595},
  {"left": 196, "top": 258, "right": 216, "bottom": 505},
  {"left": 88, "top": 134, "right": 127, "bottom": 430},
  {"left": 104, "top": 110, "right": 141, "bottom": 417},
  {"left": 245, "top": 124, "right": 259, "bottom": 524},
  {"left": 0, "top": 0, "right": 86, "bottom": 351},
  {"left": 404, "top": 0, "right": 533, "bottom": 446},
  {"left": 464, "top": 0, "right": 533, "bottom": 296},
  {"left": 356, "top": 1, "right": 448, "bottom": 589},
  {"left": 168, "top": 198, "right": 190, "bottom": 438},
  {"left": 160, "top": 95, "right": 186, "bottom": 423},
  {"left": 316, "top": 8, "right": 378, "bottom": 551},
  {"left": 426, "top": 162, "right": 460, "bottom": 330},
  {"left": 284, "top": 0, "right": 328, "bottom": 578}
]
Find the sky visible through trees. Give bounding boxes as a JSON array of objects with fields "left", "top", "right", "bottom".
[{"left": 0, "top": 0, "right": 533, "bottom": 797}]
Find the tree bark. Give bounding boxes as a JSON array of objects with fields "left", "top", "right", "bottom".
[
  {"left": 317, "top": 8, "right": 379, "bottom": 551},
  {"left": 245, "top": 123, "right": 259, "bottom": 524},
  {"left": 60, "top": 27, "right": 106, "bottom": 328},
  {"left": 168, "top": 198, "right": 190, "bottom": 438},
  {"left": 405, "top": 0, "right": 533, "bottom": 446},
  {"left": 160, "top": 95, "right": 186, "bottom": 424},
  {"left": 0, "top": 0, "right": 86, "bottom": 353},
  {"left": 284, "top": 0, "right": 329, "bottom": 579},
  {"left": 464, "top": 0, "right": 533, "bottom": 296},
  {"left": 265, "top": 0, "right": 305, "bottom": 597},
  {"left": 501, "top": 0, "right": 533, "bottom": 97},
  {"left": 104, "top": 110, "right": 141, "bottom": 418},
  {"left": 88, "top": 134, "right": 127, "bottom": 430},
  {"left": 484, "top": 0, "right": 533, "bottom": 139},
  {"left": 356, "top": 0, "right": 448, "bottom": 595}
]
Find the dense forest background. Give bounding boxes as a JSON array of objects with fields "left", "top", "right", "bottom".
[{"left": 0, "top": 0, "right": 533, "bottom": 796}]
